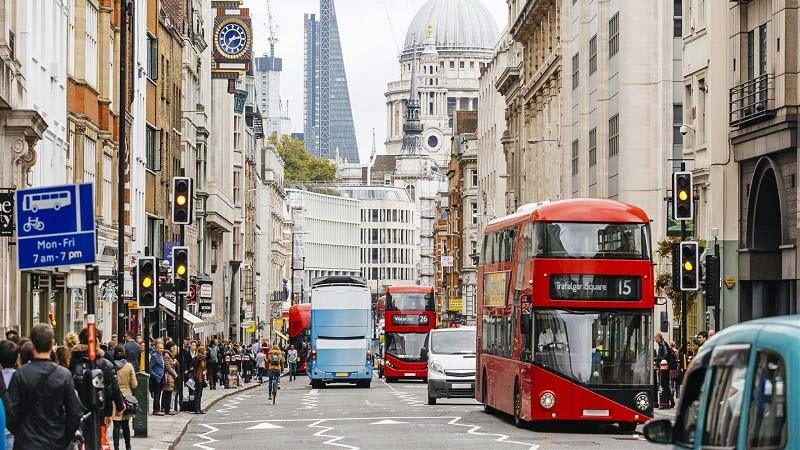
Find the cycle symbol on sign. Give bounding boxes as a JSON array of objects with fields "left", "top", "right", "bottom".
[{"left": 22, "top": 217, "right": 44, "bottom": 233}]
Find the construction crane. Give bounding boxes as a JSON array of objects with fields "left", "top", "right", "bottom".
[{"left": 266, "top": 0, "right": 279, "bottom": 57}]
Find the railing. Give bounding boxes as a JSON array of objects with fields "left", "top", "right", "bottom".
[{"left": 730, "top": 73, "right": 775, "bottom": 127}]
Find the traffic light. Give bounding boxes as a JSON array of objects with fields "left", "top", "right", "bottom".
[
  {"left": 704, "top": 254, "right": 720, "bottom": 307},
  {"left": 171, "top": 177, "right": 193, "bottom": 225},
  {"left": 137, "top": 256, "right": 158, "bottom": 308},
  {"left": 172, "top": 246, "right": 189, "bottom": 294},
  {"left": 673, "top": 171, "right": 693, "bottom": 221},
  {"left": 679, "top": 241, "right": 699, "bottom": 291}
]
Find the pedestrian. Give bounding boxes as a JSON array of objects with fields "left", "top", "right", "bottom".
[
  {"left": 207, "top": 339, "right": 219, "bottom": 390},
  {"left": 266, "top": 345, "right": 285, "bottom": 401},
  {"left": 0, "top": 340, "right": 18, "bottom": 449},
  {"left": 255, "top": 346, "right": 266, "bottom": 384},
  {"left": 112, "top": 344, "right": 137, "bottom": 450},
  {"left": 3, "top": 331, "right": 17, "bottom": 345},
  {"left": 287, "top": 345, "right": 298, "bottom": 381},
  {"left": 192, "top": 346, "right": 208, "bottom": 414},
  {"left": 669, "top": 341, "right": 680, "bottom": 396},
  {"left": 5, "top": 324, "right": 82, "bottom": 450},
  {"left": 123, "top": 331, "right": 141, "bottom": 371},
  {"left": 696, "top": 330, "right": 709, "bottom": 353},
  {"left": 55, "top": 345, "right": 71, "bottom": 369},
  {"left": 149, "top": 341, "right": 166, "bottom": 415},
  {"left": 654, "top": 332, "right": 673, "bottom": 409},
  {"left": 17, "top": 340, "right": 33, "bottom": 366},
  {"left": 162, "top": 342, "right": 178, "bottom": 415}
]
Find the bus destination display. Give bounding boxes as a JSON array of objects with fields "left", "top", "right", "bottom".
[
  {"left": 391, "top": 314, "right": 430, "bottom": 326},
  {"left": 550, "top": 275, "right": 641, "bottom": 300}
]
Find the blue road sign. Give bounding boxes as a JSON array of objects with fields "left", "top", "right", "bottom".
[{"left": 15, "top": 183, "right": 96, "bottom": 270}]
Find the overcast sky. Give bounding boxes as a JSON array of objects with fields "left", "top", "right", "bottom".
[{"left": 243, "top": 0, "right": 508, "bottom": 163}]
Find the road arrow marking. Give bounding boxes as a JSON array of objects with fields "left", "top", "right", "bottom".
[
  {"left": 370, "top": 419, "right": 407, "bottom": 425},
  {"left": 247, "top": 421, "right": 284, "bottom": 430}
]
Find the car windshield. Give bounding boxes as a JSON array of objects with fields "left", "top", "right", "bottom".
[
  {"left": 385, "top": 332, "right": 427, "bottom": 361},
  {"left": 532, "top": 310, "right": 652, "bottom": 386},
  {"left": 386, "top": 292, "right": 435, "bottom": 311},
  {"left": 533, "top": 222, "right": 651, "bottom": 260},
  {"left": 431, "top": 331, "right": 476, "bottom": 355}
]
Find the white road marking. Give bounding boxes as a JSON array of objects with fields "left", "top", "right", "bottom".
[
  {"left": 308, "top": 419, "right": 360, "bottom": 450},
  {"left": 447, "top": 417, "right": 540, "bottom": 450},
  {"left": 246, "top": 421, "right": 284, "bottom": 430},
  {"left": 191, "top": 424, "right": 220, "bottom": 450},
  {"left": 370, "top": 419, "right": 407, "bottom": 425}
]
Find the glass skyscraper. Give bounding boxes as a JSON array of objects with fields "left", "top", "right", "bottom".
[{"left": 303, "top": 0, "right": 360, "bottom": 163}]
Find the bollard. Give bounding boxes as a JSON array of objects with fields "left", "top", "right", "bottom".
[{"left": 133, "top": 371, "right": 150, "bottom": 437}]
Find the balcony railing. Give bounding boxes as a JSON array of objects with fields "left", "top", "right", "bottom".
[{"left": 730, "top": 73, "right": 775, "bottom": 127}]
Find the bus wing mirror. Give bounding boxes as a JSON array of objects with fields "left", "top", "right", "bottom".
[
  {"left": 420, "top": 347, "right": 428, "bottom": 361},
  {"left": 521, "top": 313, "right": 532, "bottom": 335},
  {"left": 660, "top": 311, "right": 669, "bottom": 333}
]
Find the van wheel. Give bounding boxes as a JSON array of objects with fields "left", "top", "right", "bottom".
[
  {"left": 311, "top": 380, "right": 324, "bottom": 389},
  {"left": 427, "top": 394, "right": 436, "bottom": 405},
  {"left": 619, "top": 422, "right": 638, "bottom": 433}
]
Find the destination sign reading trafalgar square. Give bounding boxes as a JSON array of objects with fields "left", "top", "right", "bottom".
[
  {"left": 391, "top": 314, "right": 430, "bottom": 327},
  {"left": 15, "top": 183, "right": 96, "bottom": 270},
  {"left": 550, "top": 274, "right": 641, "bottom": 301}
]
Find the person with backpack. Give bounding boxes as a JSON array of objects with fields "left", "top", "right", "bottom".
[
  {"left": 6, "top": 324, "right": 82, "bottom": 450},
  {"left": 654, "top": 332, "right": 673, "bottom": 409},
  {"left": 207, "top": 340, "right": 219, "bottom": 390},
  {"left": 266, "top": 345, "right": 284, "bottom": 401}
]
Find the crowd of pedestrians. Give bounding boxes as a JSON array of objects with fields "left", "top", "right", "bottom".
[{"left": 654, "top": 328, "right": 715, "bottom": 410}]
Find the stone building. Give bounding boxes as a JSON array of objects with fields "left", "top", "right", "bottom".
[{"left": 728, "top": 0, "right": 799, "bottom": 321}]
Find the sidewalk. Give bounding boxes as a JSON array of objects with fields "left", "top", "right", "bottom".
[
  {"left": 129, "top": 379, "right": 263, "bottom": 450},
  {"left": 652, "top": 406, "right": 677, "bottom": 421}
]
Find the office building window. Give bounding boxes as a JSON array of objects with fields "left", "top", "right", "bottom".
[
  {"left": 571, "top": 139, "right": 579, "bottom": 175},
  {"left": 572, "top": 53, "right": 580, "bottom": 89},
  {"left": 83, "top": 136, "right": 96, "bottom": 184},
  {"left": 102, "top": 153, "right": 112, "bottom": 223},
  {"left": 609, "top": 13, "right": 620, "bottom": 57},
  {"left": 145, "top": 126, "right": 161, "bottom": 171},
  {"left": 673, "top": 105, "right": 683, "bottom": 146},
  {"left": 147, "top": 34, "right": 158, "bottom": 80},
  {"left": 673, "top": 0, "right": 682, "bottom": 37},
  {"left": 85, "top": 1, "right": 98, "bottom": 87},
  {"left": 609, "top": 114, "right": 619, "bottom": 157},
  {"left": 471, "top": 169, "right": 478, "bottom": 187},
  {"left": 471, "top": 202, "right": 478, "bottom": 225},
  {"left": 589, "top": 35, "right": 598, "bottom": 75},
  {"left": 589, "top": 128, "right": 597, "bottom": 166}
]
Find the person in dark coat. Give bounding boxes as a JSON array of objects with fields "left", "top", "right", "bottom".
[
  {"left": 5, "top": 324, "right": 82, "bottom": 450},
  {"left": 148, "top": 341, "right": 166, "bottom": 415},
  {"left": 123, "top": 330, "right": 141, "bottom": 371}
]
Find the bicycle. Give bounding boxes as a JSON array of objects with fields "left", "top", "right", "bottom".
[
  {"left": 68, "top": 412, "right": 93, "bottom": 450},
  {"left": 269, "top": 369, "right": 280, "bottom": 404}
]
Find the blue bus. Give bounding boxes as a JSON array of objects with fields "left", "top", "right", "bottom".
[{"left": 308, "top": 276, "right": 374, "bottom": 388}]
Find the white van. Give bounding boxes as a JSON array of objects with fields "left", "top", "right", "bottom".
[{"left": 423, "top": 326, "right": 477, "bottom": 405}]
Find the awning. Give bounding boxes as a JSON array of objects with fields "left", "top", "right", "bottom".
[{"left": 159, "top": 297, "right": 204, "bottom": 325}]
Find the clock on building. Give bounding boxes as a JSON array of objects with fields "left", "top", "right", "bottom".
[
  {"left": 426, "top": 135, "right": 439, "bottom": 151},
  {"left": 216, "top": 19, "right": 249, "bottom": 59}
]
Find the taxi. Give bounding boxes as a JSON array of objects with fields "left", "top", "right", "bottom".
[{"left": 643, "top": 315, "right": 798, "bottom": 449}]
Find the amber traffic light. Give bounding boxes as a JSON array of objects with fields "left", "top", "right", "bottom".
[
  {"left": 137, "top": 256, "right": 158, "bottom": 308},
  {"left": 680, "top": 241, "right": 699, "bottom": 291},
  {"left": 171, "top": 177, "right": 193, "bottom": 225},
  {"left": 673, "top": 172, "right": 693, "bottom": 221},
  {"left": 172, "top": 246, "right": 189, "bottom": 294}
]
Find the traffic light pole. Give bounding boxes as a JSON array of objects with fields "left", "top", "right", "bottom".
[
  {"left": 679, "top": 161, "right": 688, "bottom": 371},
  {"left": 177, "top": 224, "right": 185, "bottom": 409},
  {"left": 85, "top": 265, "right": 100, "bottom": 450}
]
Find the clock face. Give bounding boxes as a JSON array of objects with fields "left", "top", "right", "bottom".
[
  {"left": 427, "top": 135, "right": 440, "bottom": 151},
  {"left": 217, "top": 22, "right": 248, "bottom": 57}
]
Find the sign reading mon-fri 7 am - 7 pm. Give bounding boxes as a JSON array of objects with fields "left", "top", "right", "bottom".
[{"left": 15, "top": 183, "right": 96, "bottom": 270}]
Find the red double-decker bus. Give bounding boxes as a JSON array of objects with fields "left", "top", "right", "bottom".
[
  {"left": 476, "top": 199, "right": 654, "bottom": 431},
  {"left": 288, "top": 303, "right": 311, "bottom": 373},
  {"left": 382, "top": 285, "right": 436, "bottom": 382}
]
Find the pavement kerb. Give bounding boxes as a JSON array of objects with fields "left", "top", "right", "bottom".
[{"left": 161, "top": 379, "right": 264, "bottom": 450}]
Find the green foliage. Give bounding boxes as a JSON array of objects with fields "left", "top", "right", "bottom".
[{"left": 269, "top": 134, "right": 336, "bottom": 182}]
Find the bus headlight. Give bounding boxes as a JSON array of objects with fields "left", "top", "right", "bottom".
[
  {"left": 539, "top": 392, "right": 555, "bottom": 409},
  {"left": 429, "top": 361, "right": 444, "bottom": 374}
]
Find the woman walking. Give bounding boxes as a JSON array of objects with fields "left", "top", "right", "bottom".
[
  {"left": 192, "top": 346, "right": 208, "bottom": 414},
  {"left": 112, "top": 344, "right": 137, "bottom": 450},
  {"left": 162, "top": 342, "right": 178, "bottom": 414}
]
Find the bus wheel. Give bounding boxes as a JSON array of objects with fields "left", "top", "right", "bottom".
[
  {"left": 311, "top": 380, "right": 324, "bottom": 389},
  {"left": 513, "top": 382, "right": 526, "bottom": 428},
  {"left": 618, "top": 422, "right": 638, "bottom": 433}
]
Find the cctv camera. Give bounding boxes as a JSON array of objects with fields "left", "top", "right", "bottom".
[{"left": 680, "top": 125, "right": 689, "bottom": 136}]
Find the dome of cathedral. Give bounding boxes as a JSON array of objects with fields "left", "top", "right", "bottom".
[{"left": 403, "top": 0, "right": 500, "bottom": 56}]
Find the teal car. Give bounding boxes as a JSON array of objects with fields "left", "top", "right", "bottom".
[{"left": 643, "top": 315, "right": 797, "bottom": 449}]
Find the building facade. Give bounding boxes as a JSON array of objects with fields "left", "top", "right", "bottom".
[
  {"left": 254, "top": 54, "right": 290, "bottom": 139},
  {"left": 337, "top": 186, "right": 418, "bottom": 294},
  {"left": 287, "top": 188, "right": 361, "bottom": 300},
  {"left": 302, "top": 0, "right": 359, "bottom": 163},
  {"left": 728, "top": 0, "right": 799, "bottom": 321}
]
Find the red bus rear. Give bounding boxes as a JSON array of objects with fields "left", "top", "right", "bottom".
[
  {"left": 382, "top": 285, "right": 436, "bottom": 382},
  {"left": 288, "top": 303, "right": 311, "bottom": 373},
  {"left": 476, "top": 199, "right": 655, "bottom": 431}
]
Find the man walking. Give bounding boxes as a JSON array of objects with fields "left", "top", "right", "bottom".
[
  {"left": 6, "top": 324, "right": 82, "bottom": 450},
  {"left": 287, "top": 345, "right": 298, "bottom": 381},
  {"left": 207, "top": 339, "right": 219, "bottom": 390},
  {"left": 654, "top": 333, "right": 673, "bottom": 409},
  {"left": 123, "top": 330, "right": 141, "bottom": 371}
]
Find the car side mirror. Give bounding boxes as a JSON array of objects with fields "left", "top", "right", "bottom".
[
  {"left": 420, "top": 347, "right": 428, "bottom": 361},
  {"left": 642, "top": 419, "right": 674, "bottom": 444}
]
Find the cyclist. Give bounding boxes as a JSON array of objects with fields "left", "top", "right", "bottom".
[{"left": 266, "top": 345, "right": 284, "bottom": 401}]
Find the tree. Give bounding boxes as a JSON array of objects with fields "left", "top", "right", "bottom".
[{"left": 269, "top": 134, "right": 336, "bottom": 182}]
